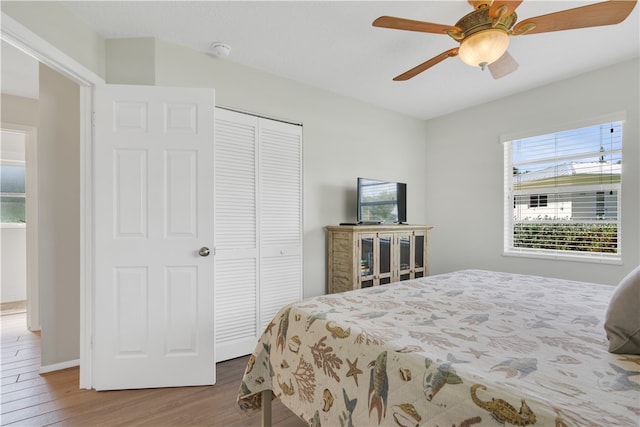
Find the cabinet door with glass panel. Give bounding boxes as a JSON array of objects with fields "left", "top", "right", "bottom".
[
  {"left": 359, "top": 232, "right": 394, "bottom": 288},
  {"left": 325, "top": 225, "right": 432, "bottom": 294},
  {"left": 395, "top": 231, "right": 428, "bottom": 281}
]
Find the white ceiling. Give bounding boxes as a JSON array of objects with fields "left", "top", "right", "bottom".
[{"left": 7, "top": 1, "right": 640, "bottom": 120}]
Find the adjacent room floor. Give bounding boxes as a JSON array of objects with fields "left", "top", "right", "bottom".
[{"left": 0, "top": 306, "right": 304, "bottom": 426}]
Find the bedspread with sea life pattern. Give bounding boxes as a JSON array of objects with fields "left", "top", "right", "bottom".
[{"left": 237, "top": 269, "right": 640, "bottom": 426}]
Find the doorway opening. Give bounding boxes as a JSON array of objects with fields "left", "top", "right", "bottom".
[
  {"left": 1, "top": 126, "right": 39, "bottom": 330},
  {"left": 2, "top": 13, "right": 100, "bottom": 386}
]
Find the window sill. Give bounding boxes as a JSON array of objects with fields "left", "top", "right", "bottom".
[
  {"left": 1, "top": 223, "right": 27, "bottom": 229},
  {"left": 503, "top": 249, "right": 622, "bottom": 265}
]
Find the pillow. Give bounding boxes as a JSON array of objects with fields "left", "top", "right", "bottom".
[{"left": 604, "top": 265, "right": 640, "bottom": 354}]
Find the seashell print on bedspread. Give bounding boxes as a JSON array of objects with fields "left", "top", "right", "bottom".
[{"left": 237, "top": 269, "right": 640, "bottom": 426}]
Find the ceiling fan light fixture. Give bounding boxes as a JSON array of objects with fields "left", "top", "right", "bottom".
[{"left": 458, "top": 29, "right": 509, "bottom": 69}]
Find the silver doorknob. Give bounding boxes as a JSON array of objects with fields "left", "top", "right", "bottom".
[{"left": 199, "top": 247, "right": 210, "bottom": 257}]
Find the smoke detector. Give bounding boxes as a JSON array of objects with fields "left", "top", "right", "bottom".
[{"left": 210, "top": 42, "right": 231, "bottom": 58}]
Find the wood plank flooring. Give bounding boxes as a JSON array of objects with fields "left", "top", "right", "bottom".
[{"left": 1, "top": 311, "right": 306, "bottom": 426}]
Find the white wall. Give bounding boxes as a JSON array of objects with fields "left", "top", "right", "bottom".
[
  {"left": 38, "top": 64, "right": 81, "bottom": 367},
  {"left": 1, "top": 94, "right": 39, "bottom": 125},
  {"left": 144, "top": 39, "right": 429, "bottom": 298},
  {"left": 1, "top": 228, "right": 27, "bottom": 302},
  {"left": 425, "top": 59, "right": 640, "bottom": 286},
  {"left": 1, "top": 1, "right": 106, "bottom": 79},
  {"left": 3, "top": 3, "right": 427, "bottom": 301},
  {"left": 1, "top": 41, "right": 39, "bottom": 98}
]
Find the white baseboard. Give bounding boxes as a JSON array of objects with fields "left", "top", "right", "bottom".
[{"left": 39, "top": 359, "right": 80, "bottom": 374}]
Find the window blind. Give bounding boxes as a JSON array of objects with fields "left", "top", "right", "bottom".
[{"left": 504, "top": 120, "right": 623, "bottom": 262}]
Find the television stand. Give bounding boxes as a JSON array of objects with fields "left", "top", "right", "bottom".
[{"left": 326, "top": 224, "right": 433, "bottom": 294}]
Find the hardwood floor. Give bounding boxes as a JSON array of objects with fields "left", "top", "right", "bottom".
[{"left": 1, "top": 311, "right": 306, "bottom": 426}]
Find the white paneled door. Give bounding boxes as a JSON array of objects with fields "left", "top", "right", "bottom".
[{"left": 93, "top": 85, "right": 215, "bottom": 390}]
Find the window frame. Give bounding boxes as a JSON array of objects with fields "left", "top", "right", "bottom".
[
  {"left": 501, "top": 114, "right": 624, "bottom": 264},
  {"left": 528, "top": 194, "right": 548, "bottom": 209}
]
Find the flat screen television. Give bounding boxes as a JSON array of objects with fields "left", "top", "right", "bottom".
[{"left": 357, "top": 178, "right": 407, "bottom": 224}]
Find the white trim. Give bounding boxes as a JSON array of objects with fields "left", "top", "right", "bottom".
[
  {"left": 0, "top": 223, "right": 27, "bottom": 229},
  {"left": 0, "top": 13, "right": 103, "bottom": 86},
  {"left": 217, "top": 104, "right": 303, "bottom": 127},
  {"left": 503, "top": 250, "right": 623, "bottom": 265},
  {"left": 503, "top": 118, "right": 624, "bottom": 264},
  {"left": 40, "top": 359, "right": 80, "bottom": 374},
  {"left": 0, "top": 159, "right": 25, "bottom": 166},
  {"left": 499, "top": 111, "right": 627, "bottom": 144},
  {"left": 1, "top": 11, "right": 105, "bottom": 389},
  {"left": 78, "top": 86, "right": 94, "bottom": 389}
]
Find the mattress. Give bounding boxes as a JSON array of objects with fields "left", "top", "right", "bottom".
[{"left": 237, "top": 269, "right": 640, "bottom": 426}]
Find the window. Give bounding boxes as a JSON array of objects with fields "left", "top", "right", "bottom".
[
  {"left": 528, "top": 194, "right": 547, "bottom": 208},
  {"left": 504, "top": 119, "right": 622, "bottom": 262},
  {"left": 0, "top": 163, "right": 26, "bottom": 224}
]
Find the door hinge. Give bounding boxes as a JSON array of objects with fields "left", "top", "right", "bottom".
[{"left": 91, "top": 111, "right": 96, "bottom": 127}]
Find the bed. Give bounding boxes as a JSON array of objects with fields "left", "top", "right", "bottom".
[{"left": 236, "top": 269, "right": 640, "bottom": 426}]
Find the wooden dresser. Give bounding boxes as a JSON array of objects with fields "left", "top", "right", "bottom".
[{"left": 326, "top": 224, "right": 433, "bottom": 294}]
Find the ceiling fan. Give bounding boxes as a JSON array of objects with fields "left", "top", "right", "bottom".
[{"left": 373, "top": 0, "right": 638, "bottom": 80}]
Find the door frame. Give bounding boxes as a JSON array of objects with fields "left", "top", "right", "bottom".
[{"left": 1, "top": 12, "right": 103, "bottom": 387}]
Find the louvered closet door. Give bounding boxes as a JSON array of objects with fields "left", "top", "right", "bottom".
[
  {"left": 214, "top": 109, "right": 259, "bottom": 362},
  {"left": 214, "top": 108, "right": 303, "bottom": 362},
  {"left": 259, "top": 118, "right": 303, "bottom": 330}
]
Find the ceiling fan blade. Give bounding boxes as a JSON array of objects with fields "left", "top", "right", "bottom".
[
  {"left": 512, "top": 0, "right": 638, "bottom": 35},
  {"left": 373, "top": 16, "right": 461, "bottom": 35},
  {"left": 488, "top": 51, "right": 519, "bottom": 79},
  {"left": 489, "top": 1, "right": 524, "bottom": 20},
  {"left": 393, "top": 48, "right": 459, "bottom": 81}
]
